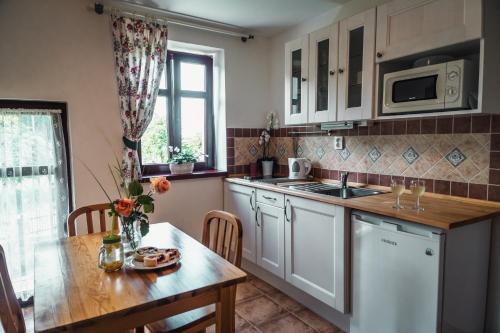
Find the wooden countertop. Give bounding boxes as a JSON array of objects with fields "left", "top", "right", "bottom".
[{"left": 225, "top": 178, "right": 500, "bottom": 230}]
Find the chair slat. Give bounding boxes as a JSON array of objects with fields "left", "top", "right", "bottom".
[
  {"left": 85, "top": 211, "right": 94, "bottom": 234},
  {"left": 66, "top": 203, "right": 111, "bottom": 236},
  {"left": 99, "top": 210, "right": 106, "bottom": 232}
]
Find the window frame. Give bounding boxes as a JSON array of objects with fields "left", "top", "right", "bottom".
[{"left": 140, "top": 50, "right": 215, "bottom": 176}]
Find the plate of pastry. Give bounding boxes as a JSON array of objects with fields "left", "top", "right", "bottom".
[{"left": 126, "top": 247, "right": 181, "bottom": 270}]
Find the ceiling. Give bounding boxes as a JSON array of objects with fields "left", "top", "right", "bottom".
[{"left": 114, "top": 0, "right": 350, "bottom": 36}]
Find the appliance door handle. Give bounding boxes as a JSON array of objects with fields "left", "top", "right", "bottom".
[
  {"left": 262, "top": 195, "right": 277, "bottom": 201},
  {"left": 285, "top": 199, "right": 291, "bottom": 222},
  {"left": 255, "top": 206, "right": 261, "bottom": 227},
  {"left": 250, "top": 190, "right": 255, "bottom": 210}
]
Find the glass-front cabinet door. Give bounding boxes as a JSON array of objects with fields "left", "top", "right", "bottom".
[
  {"left": 337, "top": 8, "right": 376, "bottom": 121},
  {"left": 308, "top": 23, "right": 339, "bottom": 123},
  {"left": 285, "top": 36, "right": 309, "bottom": 125}
]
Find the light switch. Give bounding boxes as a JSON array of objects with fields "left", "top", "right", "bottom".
[{"left": 334, "top": 136, "right": 344, "bottom": 150}]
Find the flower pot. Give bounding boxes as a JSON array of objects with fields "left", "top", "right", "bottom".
[
  {"left": 169, "top": 162, "right": 194, "bottom": 175},
  {"left": 262, "top": 160, "right": 274, "bottom": 177}
]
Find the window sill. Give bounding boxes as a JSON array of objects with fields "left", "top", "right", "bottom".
[{"left": 141, "top": 169, "right": 227, "bottom": 183}]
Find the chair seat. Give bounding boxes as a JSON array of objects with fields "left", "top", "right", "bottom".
[{"left": 146, "top": 305, "right": 215, "bottom": 333}]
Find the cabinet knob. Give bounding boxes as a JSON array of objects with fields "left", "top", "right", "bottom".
[
  {"left": 301, "top": 77, "right": 307, "bottom": 82},
  {"left": 376, "top": 52, "right": 383, "bottom": 58},
  {"left": 338, "top": 68, "right": 344, "bottom": 74},
  {"left": 329, "top": 70, "right": 335, "bottom": 76}
]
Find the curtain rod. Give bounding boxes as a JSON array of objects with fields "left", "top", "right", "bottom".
[{"left": 91, "top": 2, "right": 255, "bottom": 42}]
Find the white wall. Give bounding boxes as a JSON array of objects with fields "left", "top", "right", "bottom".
[{"left": 0, "top": 0, "right": 270, "bottom": 235}]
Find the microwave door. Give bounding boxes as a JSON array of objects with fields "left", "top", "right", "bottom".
[{"left": 383, "top": 64, "right": 446, "bottom": 114}]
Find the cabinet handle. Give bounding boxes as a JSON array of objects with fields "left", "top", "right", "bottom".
[
  {"left": 285, "top": 199, "right": 291, "bottom": 222},
  {"left": 255, "top": 206, "right": 261, "bottom": 227},
  {"left": 338, "top": 68, "right": 344, "bottom": 74},
  {"left": 376, "top": 52, "right": 383, "bottom": 58},
  {"left": 262, "top": 195, "right": 277, "bottom": 201},
  {"left": 301, "top": 77, "right": 307, "bottom": 82},
  {"left": 329, "top": 70, "right": 335, "bottom": 76},
  {"left": 250, "top": 190, "right": 255, "bottom": 210}
]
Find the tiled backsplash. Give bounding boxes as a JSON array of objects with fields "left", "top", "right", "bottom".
[{"left": 227, "top": 114, "right": 500, "bottom": 201}]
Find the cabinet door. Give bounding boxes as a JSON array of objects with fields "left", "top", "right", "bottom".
[
  {"left": 224, "top": 183, "right": 257, "bottom": 263},
  {"left": 256, "top": 203, "right": 285, "bottom": 278},
  {"left": 376, "top": 0, "right": 482, "bottom": 62},
  {"left": 285, "top": 196, "right": 346, "bottom": 312},
  {"left": 285, "top": 36, "right": 309, "bottom": 125},
  {"left": 337, "top": 8, "right": 376, "bottom": 121},
  {"left": 308, "top": 24, "right": 339, "bottom": 123}
]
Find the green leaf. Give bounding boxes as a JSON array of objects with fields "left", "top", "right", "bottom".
[
  {"left": 137, "top": 195, "right": 154, "bottom": 205},
  {"left": 143, "top": 202, "right": 154, "bottom": 213},
  {"left": 128, "top": 180, "right": 143, "bottom": 196},
  {"left": 140, "top": 221, "right": 150, "bottom": 237}
]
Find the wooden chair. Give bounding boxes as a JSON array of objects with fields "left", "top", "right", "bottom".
[
  {"left": 67, "top": 203, "right": 112, "bottom": 236},
  {"left": 146, "top": 210, "right": 243, "bottom": 333},
  {"left": 0, "top": 245, "right": 26, "bottom": 333}
]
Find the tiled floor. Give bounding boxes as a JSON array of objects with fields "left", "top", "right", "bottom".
[
  {"left": 206, "top": 273, "right": 345, "bottom": 333},
  {"left": 12, "top": 274, "right": 344, "bottom": 333}
]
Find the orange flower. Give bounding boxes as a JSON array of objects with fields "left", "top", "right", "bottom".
[
  {"left": 150, "top": 177, "right": 170, "bottom": 194},
  {"left": 114, "top": 198, "right": 134, "bottom": 217}
]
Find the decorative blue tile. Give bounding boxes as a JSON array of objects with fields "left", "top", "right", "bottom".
[
  {"left": 248, "top": 145, "right": 258, "bottom": 157},
  {"left": 316, "top": 146, "right": 326, "bottom": 159},
  {"left": 446, "top": 148, "right": 466, "bottom": 167},
  {"left": 368, "top": 147, "right": 382, "bottom": 162},
  {"left": 278, "top": 144, "right": 286, "bottom": 157},
  {"left": 296, "top": 144, "right": 304, "bottom": 157},
  {"left": 402, "top": 147, "right": 419, "bottom": 165},
  {"left": 340, "top": 147, "right": 351, "bottom": 161}
]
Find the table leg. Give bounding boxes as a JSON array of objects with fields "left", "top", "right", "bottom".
[{"left": 216, "top": 285, "right": 236, "bottom": 333}]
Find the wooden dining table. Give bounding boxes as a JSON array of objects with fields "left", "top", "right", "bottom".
[{"left": 33, "top": 222, "right": 247, "bottom": 333}]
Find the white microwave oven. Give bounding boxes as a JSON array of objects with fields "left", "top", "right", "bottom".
[{"left": 382, "top": 59, "right": 474, "bottom": 115}]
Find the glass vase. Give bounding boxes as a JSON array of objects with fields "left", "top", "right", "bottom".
[{"left": 119, "top": 217, "right": 142, "bottom": 252}]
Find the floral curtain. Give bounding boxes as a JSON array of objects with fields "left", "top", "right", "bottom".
[
  {"left": 111, "top": 15, "right": 168, "bottom": 182},
  {"left": 0, "top": 108, "right": 69, "bottom": 300}
]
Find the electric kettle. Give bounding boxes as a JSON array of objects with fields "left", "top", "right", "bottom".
[{"left": 288, "top": 158, "right": 312, "bottom": 179}]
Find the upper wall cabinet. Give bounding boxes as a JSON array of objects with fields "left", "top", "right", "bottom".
[
  {"left": 337, "top": 8, "right": 376, "bottom": 121},
  {"left": 308, "top": 24, "right": 339, "bottom": 123},
  {"left": 376, "top": 0, "right": 482, "bottom": 62},
  {"left": 285, "top": 36, "right": 309, "bottom": 125}
]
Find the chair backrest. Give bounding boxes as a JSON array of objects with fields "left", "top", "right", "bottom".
[
  {"left": 67, "top": 203, "right": 112, "bottom": 236},
  {"left": 202, "top": 210, "right": 243, "bottom": 267},
  {"left": 0, "top": 245, "right": 25, "bottom": 333}
]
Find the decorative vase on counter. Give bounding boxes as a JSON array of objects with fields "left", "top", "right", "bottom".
[
  {"left": 119, "top": 217, "right": 142, "bottom": 252},
  {"left": 169, "top": 162, "right": 194, "bottom": 175},
  {"left": 262, "top": 160, "right": 274, "bottom": 177}
]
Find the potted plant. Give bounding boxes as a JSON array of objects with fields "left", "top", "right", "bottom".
[
  {"left": 259, "top": 112, "right": 280, "bottom": 177},
  {"left": 168, "top": 146, "right": 198, "bottom": 174}
]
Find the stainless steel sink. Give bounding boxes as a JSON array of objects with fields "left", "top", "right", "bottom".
[{"left": 280, "top": 182, "right": 385, "bottom": 199}]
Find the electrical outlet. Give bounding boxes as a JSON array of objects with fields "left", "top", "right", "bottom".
[{"left": 334, "top": 136, "right": 344, "bottom": 150}]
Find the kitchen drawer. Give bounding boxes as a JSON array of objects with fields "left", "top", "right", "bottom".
[{"left": 256, "top": 189, "right": 284, "bottom": 208}]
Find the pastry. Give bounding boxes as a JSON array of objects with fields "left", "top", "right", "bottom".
[{"left": 133, "top": 246, "right": 159, "bottom": 262}]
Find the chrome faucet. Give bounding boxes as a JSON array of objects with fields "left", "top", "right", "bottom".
[{"left": 340, "top": 171, "right": 349, "bottom": 189}]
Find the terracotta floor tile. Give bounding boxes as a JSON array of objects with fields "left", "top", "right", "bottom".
[
  {"left": 258, "top": 313, "right": 316, "bottom": 333},
  {"left": 236, "top": 295, "right": 285, "bottom": 325},
  {"left": 294, "top": 309, "right": 340, "bottom": 333},
  {"left": 206, "top": 313, "right": 255, "bottom": 333},
  {"left": 266, "top": 291, "right": 305, "bottom": 313},
  {"left": 236, "top": 281, "right": 263, "bottom": 303},
  {"left": 249, "top": 278, "right": 279, "bottom": 294}
]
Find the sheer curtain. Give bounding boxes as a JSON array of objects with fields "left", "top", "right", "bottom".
[{"left": 0, "top": 108, "right": 69, "bottom": 300}]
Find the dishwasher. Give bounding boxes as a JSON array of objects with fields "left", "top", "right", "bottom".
[{"left": 350, "top": 210, "right": 445, "bottom": 333}]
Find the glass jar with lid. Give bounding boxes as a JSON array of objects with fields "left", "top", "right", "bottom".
[{"left": 98, "top": 234, "right": 124, "bottom": 272}]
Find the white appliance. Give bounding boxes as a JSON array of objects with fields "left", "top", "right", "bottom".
[
  {"left": 382, "top": 59, "right": 474, "bottom": 114},
  {"left": 288, "top": 158, "right": 311, "bottom": 179},
  {"left": 350, "top": 211, "right": 445, "bottom": 333}
]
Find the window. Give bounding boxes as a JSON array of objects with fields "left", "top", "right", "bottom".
[{"left": 141, "top": 51, "right": 215, "bottom": 175}]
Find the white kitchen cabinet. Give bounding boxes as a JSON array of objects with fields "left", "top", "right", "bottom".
[
  {"left": 256, "top": 202, "right": 285, "bottom": 278},
  {"left": 337, "top": 8, "right": 376, "bottom": 121},
  {"left": 284, "top": 195, "right": 346, "bottom": 312},
  {"left": 223, "top": 183, "right": 257, "bottom": 263},
  {"left": 308, "top": 23, "right": 339, "bottom": 123},
  {"left": 285, "top": 36, "right": 309, "bottom": 125},
  {"left": 376, "top": 0, "right": 482, "bottom": 63}
]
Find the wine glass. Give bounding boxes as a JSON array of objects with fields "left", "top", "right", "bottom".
[
  {"left": 410, "top": 180, "right": 426, "bottom": 211},
  {"left": 391, "top": 179, "right": 405, "bottom": 209}
]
